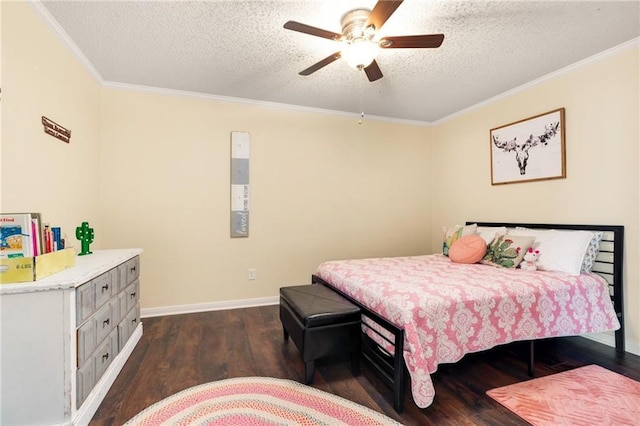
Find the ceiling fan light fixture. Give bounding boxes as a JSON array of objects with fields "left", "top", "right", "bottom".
[
  {"left": 284, "top": 1, "right": 444, "bottom": 81},
  {"left": 342, "top": 38, "right": 380, "bottom": 69}
]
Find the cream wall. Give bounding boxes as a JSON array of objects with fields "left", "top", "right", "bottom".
[
  {"left": 1, "top": 2, "right": 102, "bottom": 244},
  {"left": 431, "top": 45, "right": 640, "bottom": 353},
  {"left": 3, "top": 2, "right": 637, "bottom": 352},
  {"left": 99, "top": 89, "right": 432, "bottom": 308}
]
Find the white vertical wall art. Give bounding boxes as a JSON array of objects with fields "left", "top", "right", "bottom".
[{"left": 230, "top": 131, "right": 250, "bottom": 237}]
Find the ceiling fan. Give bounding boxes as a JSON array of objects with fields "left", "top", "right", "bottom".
[{"left": 283, "top": 0, "right": 444, "bottom": 82}]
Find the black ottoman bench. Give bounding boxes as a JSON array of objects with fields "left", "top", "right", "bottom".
[{"left": 279, "top": 284, "right": 361, "bottom": 384}]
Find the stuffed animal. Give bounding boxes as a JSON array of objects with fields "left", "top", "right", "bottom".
[{"left": 520, "top": 247, "right": 540, "bottom": 271}]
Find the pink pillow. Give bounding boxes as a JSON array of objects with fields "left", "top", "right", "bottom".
[{"left": 449, "top": 234, "right": 487, "bottom": 264}]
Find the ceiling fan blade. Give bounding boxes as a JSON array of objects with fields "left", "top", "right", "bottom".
[
  {"left": 284, "top": 21, "right": 342, "bottom": 41},
  {"left": 379, "top": 34, "right": 445, "bottom": 49},
  {"left": 364, "top": 0, "right": 404, "bottom": 31},
  {"left": 364, "top": 60, "right": 383, "bottom": 82},
  {"left": 299, "top": 52, "right": 342, "bottom": 76}
]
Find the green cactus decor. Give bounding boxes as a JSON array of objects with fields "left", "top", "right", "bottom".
[{"left": 76, "top": 221, "right": 94, "bottom": 256}]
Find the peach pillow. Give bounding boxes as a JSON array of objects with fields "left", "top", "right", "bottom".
[{"left": 449, "top": 234, "right": 487, "bottom": 264}]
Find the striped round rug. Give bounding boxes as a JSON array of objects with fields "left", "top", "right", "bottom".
[{"left": 124, "top": 376, "right": 400, "bottom": 425}]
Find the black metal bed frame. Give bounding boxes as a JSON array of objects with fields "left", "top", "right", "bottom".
[{"left": 312, "top": 222, "right": 625, "bottom": 413}]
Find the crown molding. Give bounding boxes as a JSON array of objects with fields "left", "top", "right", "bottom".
[
  {"left": 101, "top": 81, "right": 431, "bottom": 127},
  {"left": 28, "top": 0, "right": 104, "bottom": 83},
  {"left": 432, "top": 37, "right": 640, "bottom": 125},
  {"left": 28, "top": 0, "right": 429, "bottom": 127},
  {"left": 29, "top": 0, "right": 638, "bottom": 128}
]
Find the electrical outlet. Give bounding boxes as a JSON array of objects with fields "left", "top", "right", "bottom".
[{"left": 248, "top": 268, "right": 256, "bottom": 280}]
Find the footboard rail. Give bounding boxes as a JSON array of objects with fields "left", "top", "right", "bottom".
[{"left": 311, "top": 275, "right": 406, "bottom": 413}]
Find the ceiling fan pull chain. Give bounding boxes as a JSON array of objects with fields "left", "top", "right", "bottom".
[{"left": 358, "top": 79, "right": 365, "bottom": 125}]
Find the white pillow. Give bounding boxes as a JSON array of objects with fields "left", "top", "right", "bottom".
[
  {"left": 476, "top": 226, "right": 508, "bottom": 244},
  {"left": 508, "top": 228, "right": 594, "bottom": 275},
  {"left": 442, "top": 224, "right": 477, "bottom": 256}
]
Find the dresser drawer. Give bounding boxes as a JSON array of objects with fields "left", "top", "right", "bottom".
[
  {"left": 125, "top": 279, "right": 139, "bottom": 313},
  {"left": 94, "top": 303, "right": 114, "bottom": 346},
  {"left": 117, "top": 263, "right": 128, "bottom": 292},
  {"left": 76, "top": 356, "right": 95, "bottom": 407},
  {"left": 76, "top": 281, "right": 95, "bottom": 326},
  {"left": 118, "top": 303, "right": 140, "bottom": 350},
  {"left": 109, "top": 268, "right": 119, "bottom": 297},
  {"left": 77, "top": 317, "right": 96, "bottom": 367},
  {"left": 76, "top": 271, "right": 113, "bottom": 326},
  {"left": 94, "top": 272, "right": 113, "bottom": 310},
  {"left": 117, "top": 317, "right": 128, "bottom": 351},
  {"left": 111, "top": 295, "right": 122, "bottom": 326},
  {"left": 125, "top": 257, "right": 139, "bottom": 285},
  {"left": 110, "top": 321, "right": 121, "bottom": 359},
  {"left": 117, "top": 291, "right": 128, "bottom": 322},
  {"left": 94, "top": 331, "right": 115, "bottom": 381},
  {"left": 129, "top": 302, "right": 140, "bottom": 333},
  {"left": 77, "top": 302, "right": 113, "bottom": 367}
]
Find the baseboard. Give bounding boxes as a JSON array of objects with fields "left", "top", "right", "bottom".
[
  {"left": 141, "top": 296, "right": 279, "bottom": 318},
  {"left": 580, "top": 332, "right": 639, "bottom": 356},
  {"left": 582, "top": 331, "right": 615, "bottom": 347},
  {"left": 140, "top": 298, "right": 640, "bottom": 356},
  {"left": 626, "top": 341, "right": 640, "bottom": 356}
]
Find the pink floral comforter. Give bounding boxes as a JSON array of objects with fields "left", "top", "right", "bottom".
[{"left": 315, "top": 254, "right": 620, "bottom": 408}]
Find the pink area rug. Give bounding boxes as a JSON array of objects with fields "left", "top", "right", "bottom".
[
  {"left": 487, "top": 364, "right": 640, "bottom": 425},
  {"left": 124, "top": 376, "right": 400, "bottom": 425}
]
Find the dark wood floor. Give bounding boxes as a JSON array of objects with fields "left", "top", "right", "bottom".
[{"left": 91, "top": 305, "right": 640, "bottom": 425}]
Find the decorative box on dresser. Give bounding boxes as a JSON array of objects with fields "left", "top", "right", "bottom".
[{"left": 0, "top": 249, "right": 143, "bottom": 425}]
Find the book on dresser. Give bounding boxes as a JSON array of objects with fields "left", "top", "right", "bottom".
[{"left": 0, "top": 213, "right": 34, "bottom": 258}]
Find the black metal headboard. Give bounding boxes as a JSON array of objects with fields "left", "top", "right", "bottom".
[{"left": 468, "top": 222, "right": 625, "bottom": 352}]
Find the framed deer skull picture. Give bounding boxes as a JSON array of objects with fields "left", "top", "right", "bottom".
[{"left": 490, "top": 108, "right": 565, "bottom": 185}]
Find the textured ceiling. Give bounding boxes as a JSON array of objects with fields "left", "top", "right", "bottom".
[{"left": 38, "top": 0, "right": 640, "bottom": 123}]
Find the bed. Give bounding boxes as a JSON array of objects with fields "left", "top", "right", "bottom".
[{"left": 312, "top": 222, "right": 624, "bottom": 413}]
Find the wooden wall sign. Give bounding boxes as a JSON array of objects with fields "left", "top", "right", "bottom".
[
  {"left": 42, "top": 116, "right": 71, "bottom": 143},
  {"left": 230, "top": 131, "right": 250, "bottom": 238}
]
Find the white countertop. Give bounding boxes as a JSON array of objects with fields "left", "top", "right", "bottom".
[{"left": 0, "top": 248, "right": 143, "bottom": 295}]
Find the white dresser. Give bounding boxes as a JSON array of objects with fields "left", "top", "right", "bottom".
[{"left": 0, "top": 249, "right": 143, "bottom": 425}]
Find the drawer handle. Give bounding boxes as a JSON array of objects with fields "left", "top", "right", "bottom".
[
  {"left": 130, "top": 292, "right": 136, "bottom": 299},
  {"left": 103, "top": 318, "right": 110, "bottom": 327},
  {"left": 102, "top": 352, "right": 109, "bottom": 361},
  {"left": 132, "top": 318, "right": 137, "bottom": 324},
  {"left": 130, "top": 266, "right": 137, "bottom": 273},
  {"left": 102, "top": 284, "right": 109, "bottom": 292}
]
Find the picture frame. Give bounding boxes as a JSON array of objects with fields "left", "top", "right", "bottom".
[{"left": 490, "top": 108, "right": 565, "bottom": 185}]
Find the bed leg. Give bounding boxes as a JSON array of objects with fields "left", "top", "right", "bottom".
[
  {"left": 528, "top": 340, "right": 534, "bottom": 377},
  {"left": 392, "top": 330, "right": 406, "bottom": 413},
  {"left": 615, "top": 323, "right": 625, "bottom": 354},
  {"left": 392, "top": 370, "right": 405, "bottom": 413}
]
